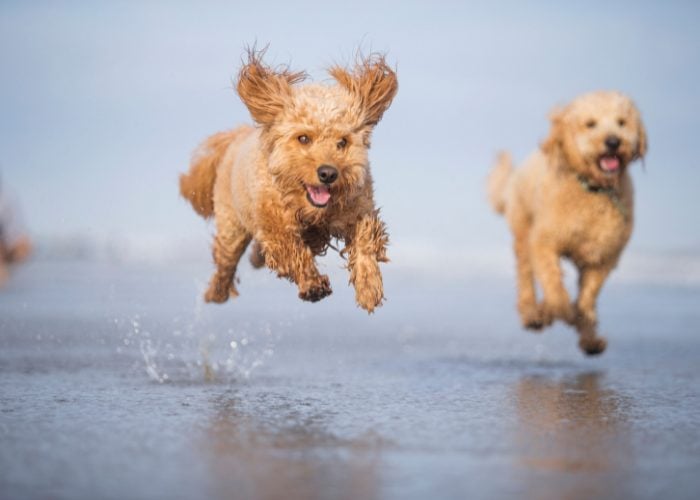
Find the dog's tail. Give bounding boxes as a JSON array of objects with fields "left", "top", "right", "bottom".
[
  {"left": 179, "top": 130, "right": 239, "bottom": 218},
  {"left": 487, "top": 151, "right": 514, "bottom": 215}
]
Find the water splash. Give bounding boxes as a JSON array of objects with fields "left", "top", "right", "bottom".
[{"left": 120, "top": 288, "right": 281, "bottom": 383}]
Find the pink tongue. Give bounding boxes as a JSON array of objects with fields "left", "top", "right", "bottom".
[
  {"left": 307, "top": 185, "right": 331, "bottom": 205},
  {"left": 600, "top": 156, "right": 620, "bottom": 171}
]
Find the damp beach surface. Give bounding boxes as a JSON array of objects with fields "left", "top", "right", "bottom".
[{"left": 1, "top": 259, "right": 699, "bottom": 500}]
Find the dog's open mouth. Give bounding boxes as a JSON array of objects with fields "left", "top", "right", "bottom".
[
  {"left": 306, "top": 184, "right": 331, "bottom": 208},
  {"left": 598, "top": 154, "right": 622, "bottom": 174}
]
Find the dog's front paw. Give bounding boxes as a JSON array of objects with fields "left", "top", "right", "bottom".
[
  {"left": 579, "top": 335, "right": 607, "bottom": 356},
  {"left": 519, "top": 302, "right": 546, "bottom": 331},
  {"left": 204, "top": 279, "right": 238, "bottom": 304},
  {"left": 355, "top": 273, "right": 384, "bottom": 314},
  {"left": 298, "top": 275, "right": 332, "bottom": 303}
]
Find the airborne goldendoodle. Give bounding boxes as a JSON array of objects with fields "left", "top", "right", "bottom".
[{"left": 180, "top": 48, "right": 397, "bottom": 312}]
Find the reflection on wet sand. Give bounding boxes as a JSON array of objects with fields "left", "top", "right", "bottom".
[
  {"left": 514, "top": 372, "right": 634, "bottom": 499},
  {"left": 201, "top": 392, "right": 383, "bottom": 500}
]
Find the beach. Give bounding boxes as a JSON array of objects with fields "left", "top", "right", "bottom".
[{"left": 1, "top": 259, "right": 699, "bottom": 499}]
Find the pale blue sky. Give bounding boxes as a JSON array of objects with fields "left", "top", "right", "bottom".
[{"left": 1, "top": 0, "right": 698, "bottom": 260}]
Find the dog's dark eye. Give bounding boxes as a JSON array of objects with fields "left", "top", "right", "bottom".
[
  {"left": 618, "top": 118, "right": 626, "bottom": 127},
  {"left": 337, "top": 137, "right": 348, "bottom": 150},
  {"left": 585, "top": 119, "right": 597, "bottom": 129},
  {"left": 298, "top": 135, "right": 311, "bottom": 145}
]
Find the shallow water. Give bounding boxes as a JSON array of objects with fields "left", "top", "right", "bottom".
[{"left": 1, "top": 260, "right": 699, "bottom": 500}]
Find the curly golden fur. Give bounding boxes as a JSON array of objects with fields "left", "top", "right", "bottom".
[
  {"left": 180, "top": 48, "right": 397, "bottom": 312},
  {"left": 488, "top": 91, "right": 647, "bottom": 355}
]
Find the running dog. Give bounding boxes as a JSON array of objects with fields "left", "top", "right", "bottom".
[
  {"left": 488, "top": 91, "right": 647, "bottom": 354},
  {"left": 180, "top": 48, "right": 397, "bottom": 312}
]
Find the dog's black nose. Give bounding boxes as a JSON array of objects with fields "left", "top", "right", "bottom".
[
  {"left": 317, "top": 165, "right": 338, "bottom": 185},
  {"left": 605, "top": 135, "right": 621, "bottom": 152}
]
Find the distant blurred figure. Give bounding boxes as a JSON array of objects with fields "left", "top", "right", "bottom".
[{"left": 0, "top": 175, "right": 32, "bottom": 287}]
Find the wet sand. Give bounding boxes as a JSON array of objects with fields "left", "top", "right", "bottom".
[{"left": 1, "top": 260, "right": 699, "bottom": 499}]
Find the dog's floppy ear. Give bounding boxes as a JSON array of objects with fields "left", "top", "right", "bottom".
[
  {"left": 330, "top": 54, "right": 398, "bottom": 127},
  {"left": 237, "top": 47, "right": 306, "bottom": 126},
  {"left": 541, "top": 105, "right": 566, "bottom": 156}
]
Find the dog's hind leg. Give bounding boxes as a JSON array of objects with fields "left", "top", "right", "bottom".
[
  {"left": 346, "top": 212, "right": 389, "bottom": 313},
  {"left": 531, "top": 237, "right": 575, "bottom": 326},
  {"left": 573, "top": 265, "right": 611, "bottom": 355},
  {"left": 204, "top": 220, "right": 251, "bottom": 303},
  {"left": 507, "top": 205, "right": 545, "bottom": 330},
  {"left": 513, "top": 223, "right": 543, "bottom": 330}
]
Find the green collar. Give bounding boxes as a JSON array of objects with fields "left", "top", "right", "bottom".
[{"left": 577, "top": 175, "right": 629, "bottom": 221}]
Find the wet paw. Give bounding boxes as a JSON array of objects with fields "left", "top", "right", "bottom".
[
  {"left": 355, "top": 278, "right": 384, "bottom": 313},
  {"left": 298, "top": 275, "right": 332, "bottom": 303},
  {"left": 579, "top": 336, "right": 607, "bottom": 356},
  {"left": 204, "top": 280, "right": 237, "bottom": 304},
  {"left": 520, "top": 303, "right": 547, "bottom": 331},
  {"left": 350, "top": 259, "right": 384, "bottom": 313}
]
